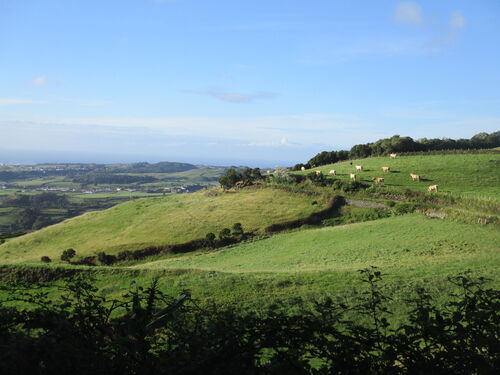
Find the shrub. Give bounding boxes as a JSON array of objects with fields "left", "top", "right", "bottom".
[
  {"left": 97, "top": 252, "right": 117, "bottom": 265},
  {"left": 272, "top": 167, "right": 294, "bottom": 184},
  {"left": 60, "top": 248, "right": 76, "bottom": 262},
  {"left": 40, "top": 256, "right": 51, "bottom": 263},
  {"left": 231, "top": 223, "right": 244, "bottom": 240},
  {"left": 393, "top": 203, "right": 419, "bottom": 215},
  {"left": 0, "top": 270, "right": 497, "bottom": 374},
  {"left": 218, "top": 228, "right": 231, "bottom": 240},
  {"left": 205, "top": 232, "right": 216, "bottom": 248}
]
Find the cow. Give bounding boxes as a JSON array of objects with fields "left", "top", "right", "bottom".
[
  {"left": 315, "top": 170, "right": 322, "bottom": 175},
  {"left": 389, "top": 153, "right": 397, "bottom": 159},
  {"left": 372, "top": 177, "right": 384, "bottom": 183},
  {"left": 428, "top": 185, "right": 438, "bottom": 192},
  {"left": 410, "top": 173, "right": 420, "bottom": 181},
  {"left": 329, "top": 169, "right": 336, "bottom": 175},
  {"left": 350, "top": 173, "right": 357, "bottom": 180},
  {"left": 382, "top": 166, "right": 390, "bottom": 172},
  {"left": 300, "top": 166, "right": 305, "bottom": 171},
  {"left": 355, "top": 165, "right": 363, "bottom": 171}
]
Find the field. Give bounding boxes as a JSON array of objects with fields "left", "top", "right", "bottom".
[
  {"left": 0, "top": 153, "right": 498, "bottom": 312},
  {"left": 137, "top": 214, "right": 498, "bottom": 274},
  {"left": 0, "top": 188, "right": 329, "bottom": 262},
  {"left": 302, "top": 153, "right": 500, "bottom": 200}
]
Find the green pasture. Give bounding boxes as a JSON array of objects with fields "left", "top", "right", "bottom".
[
  {"left": 0, "top": 188, "right": 329, "bottom": 262},
  {"left": 137, "top": 214, "right": 499, "bottom": 275},
  {"left": 300, "top": 153, "right": 500, "bottom": 200}
]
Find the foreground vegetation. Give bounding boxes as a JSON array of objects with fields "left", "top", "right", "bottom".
[{"left": 0, "top": 269, "right": 497, "bottom": 374}]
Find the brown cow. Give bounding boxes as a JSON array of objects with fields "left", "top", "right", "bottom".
[
  {"left": 372, "top": 177, "right": 384, "bottom": 183},
  {"left": 382, "top": 166, "right": 390, "bottom": 172},
  {"left": 428, "top": 185, "right": 438, "bottom": 192},
  {"left": 410, "top": 173, "right": 420, "bottom": 181}
]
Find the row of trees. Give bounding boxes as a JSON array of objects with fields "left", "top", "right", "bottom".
[{"left": 294, "top": 131, "right": 500, "bottom": 169}]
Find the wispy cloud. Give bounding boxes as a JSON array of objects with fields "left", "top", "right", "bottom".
[
  {"left": 184, "top": 89, "right": 277, "bottom": 103},
  {"left": 426, "top": 11, "right": 466, "bottom": 51},
  {"left": 0, "top": 98, "right": 48, "bottom": 106},
  {"left": 31, "top": 76, "right": 47, "bottom": 86},
  {"left": 394, "top": 2, "right": 424, "bottom": 25},
  {"left": 450, "top": 12, "right": 466, "bottom": 30}
]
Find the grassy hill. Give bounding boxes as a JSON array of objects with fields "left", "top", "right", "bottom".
[
  {"left": 0, "top": 188, "right": 329, "bottom": 263},
  {"left": 137, "top": 214, "right": 499, "bottom": 275},
  {"left": 301, "top": 153, "right": 500, "bottom": 200}
]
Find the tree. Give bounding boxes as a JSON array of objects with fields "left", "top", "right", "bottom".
[
  {"left": 97, "top": 252, "right": 116, "bottom": 265},
  {"left": 61, "top": 248, "right": 76, "bottom": 262},
  {"left": 218, "top": 168, "right": 242, "bottom": 189},
  {"left": 205, "top": 233, "right": 216, "bottom": 248},
  {"left": 218, "top": 228, "right": 231, "bottom": 240},
  {"left": 231, "top": 223, "right": 244, "bottom": 240}
]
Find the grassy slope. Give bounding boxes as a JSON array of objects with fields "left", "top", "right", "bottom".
[
  {"left": 138, "top": 214, "right": 499, "bottom": 275},
  {"left": 0, "top": 188, "right": 328, "bottom": 263},
  {"left": 4, "top": 214, "right": 497, "bottom": 313},
  {"left": 302, "top": 153, "right": 500, "bottom": 200}
]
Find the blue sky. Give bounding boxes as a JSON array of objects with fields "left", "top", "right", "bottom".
[{"left": 1, "top": 0, "right": 499, "bottom": 166}]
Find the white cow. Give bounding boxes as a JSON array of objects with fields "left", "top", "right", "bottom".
[
  {"left": 329, "top": 170, "right": 336, "bottom": 175},
  {"left": 350, "top": 173, "right": 357, "bottom": 180},
  {"left": 389, "top": 153, "right": 397, "bottom": 159},
  {"left": 355, "top": 165, "right": 363, "bottom": 172}
]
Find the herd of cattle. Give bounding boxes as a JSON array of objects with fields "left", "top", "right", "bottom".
[{"left": 302, "top": 153, "right": 439, "bottom": 192}]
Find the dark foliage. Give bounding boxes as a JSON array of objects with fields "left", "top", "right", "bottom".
[
  {"left": 305, "top": 131, "right": 500, "bottom": 167},
  {"left": 97, "top": 252, "right": 117, "bottom": 265},
  {"left": 0, "top": 269, "right": 497, "bottom": 374},
  {"left": 40, "top": 256, "right": 52, "bottom": 263},
  {"left": 60, "top": 248, "right": 76, "bottom": 262},
  {"left": 219, "top": 168, "right": 263, "bottom": 189}
]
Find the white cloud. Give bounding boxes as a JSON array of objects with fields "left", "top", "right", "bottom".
[
  {"left": 394, "top": 2, "right": 423, "bottom": 25},
  {"left": 32, "top": 76, "right": 47, "bottom": 86}
]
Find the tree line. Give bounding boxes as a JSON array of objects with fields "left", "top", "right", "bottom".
[{"left": 293, "top": 131, "right": 500, "bottom": 170}]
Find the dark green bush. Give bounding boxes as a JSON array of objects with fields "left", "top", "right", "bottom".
[
  {"left": 60, "top": 248, "right": 76, "bottom": 262},
  {"left": 0, "top": 270, "right": 497, "bottom": 374},
  {"left": 393, "top": 203, "right": 419, "bottom": 215},
  {"left": 40, "top": 256, "right": 52, "bottom": 263},
  {"left": 97, "top": 252, "right": 117, "bottom": 265}
]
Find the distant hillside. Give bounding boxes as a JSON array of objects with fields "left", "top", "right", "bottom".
[{"left": 0, "top": 188, "right": 329, "bottom": 263}]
